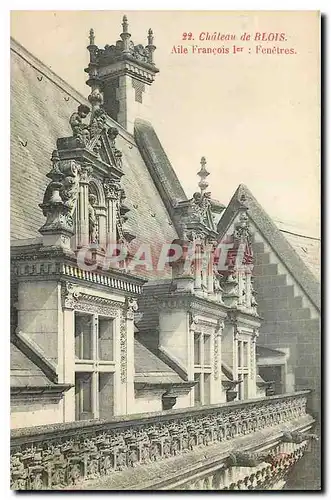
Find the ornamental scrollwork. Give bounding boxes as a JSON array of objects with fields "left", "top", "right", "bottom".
[
  {"left": 39, "top": 156, "right": 80, "bottom": 236},
  {"left": 61, "top": 282, "right": 81, "bottom": 309},
  {"left": 126, "top": 297, "right": 138, "bottom": 320}
]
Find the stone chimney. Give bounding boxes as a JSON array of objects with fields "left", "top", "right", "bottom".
[{"left": 85, "top": 16, "right": 159, "bottom": 134}]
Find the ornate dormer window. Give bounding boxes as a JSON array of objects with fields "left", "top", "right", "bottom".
[
  {"left": 172, "top": 157, "right": 223, "bottom": 302},
  {"left": 38, "top": 30, "right": 136, "bottom": 262},
  {"left": 220, "top": 195, "right": 257, "bottom": 315}
]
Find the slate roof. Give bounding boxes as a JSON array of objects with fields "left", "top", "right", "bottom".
[
  {"left": 134, "top": 338, "right": 184, "bottom": 385},
  {"left": 279, "top": 230, "right": 320, "bottom": 280},
  {"left": 11, "top": 343, "right": 56, "bottom": 388},
  {"left": 217, "top": 184, "right": 320, "bottom": 311},
  {"left": 256, "top": 345, "right": 287, "bottom": 359}
]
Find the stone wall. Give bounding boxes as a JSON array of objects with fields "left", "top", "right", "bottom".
[{"left": 252, "top": 236, "right": 320, "bottom": 416}]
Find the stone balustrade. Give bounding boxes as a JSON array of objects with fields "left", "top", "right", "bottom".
[
  {"left": 175, "top": 440, "right": 309, "bottom": 490},
  {"left": 11, "top": 391, "right": 311, "bottom": 490}
]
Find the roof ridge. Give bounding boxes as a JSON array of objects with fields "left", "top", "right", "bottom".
[{"left": 11, "top": 37, "right": 87, "bottom": 105}]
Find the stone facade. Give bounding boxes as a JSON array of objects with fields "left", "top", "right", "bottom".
[{"left": 10, "top": 15, "right": 320, "bottom": 490}]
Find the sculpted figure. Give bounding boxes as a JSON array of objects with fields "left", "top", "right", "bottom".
[
  {"left": 88, "top": 194, "right": 98, "bottom": 243},
  {"left": 69, "top": 104, "right": 90, "bottom": 137},
  {"left": 61, "top": 175, "right": 80, "bottom": 214}
]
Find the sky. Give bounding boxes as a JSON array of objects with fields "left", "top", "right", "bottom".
[{"left": 10, "top": 10, "right": 320, "bottom": 237}]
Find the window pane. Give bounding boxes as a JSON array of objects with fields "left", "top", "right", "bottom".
[
  {"left": 204, "top": 373, "right": 211, "bottom": 405},
  {"left": 75, "top": 313, "right": 93, "bottom": 360},
  {"left": 194, "top": 373, "right": 201, "bottom": 405},
  {"left": 244, "top": 374, "right": 249, "bottom": 400},
  {"left": 194, "top": 334, "right": 200, "bottom": 365},
  {"left": 98, "top": 317, "right": 114, "bottom": 361},
  {"left": 238, "top": 373, "right": 243, "bottom": 400},
  {"left": 237, "top": 341, "right": 242, "bottom": 368},
  {"left": 204, "top": 335, "right": 211, "bottom": 365},
  {"left": 99, "top": 373, "right": 114, "bottom": 419},
  {"left": 243, "top": 342, "right": 248, "bottom": 367},
  {"left": 75, "top": 372, "right": 93, "bottom": 420}
]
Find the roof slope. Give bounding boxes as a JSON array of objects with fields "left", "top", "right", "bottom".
[
  {"left": 134, "top": 338, "right": 184, "bottom": 384},
  {"left": 256, "top": 345, "right": 286, "bottom": 359},
  {"left": 280, "top": 230, "right": 320, "bottom": 280},
  {"left": 134, "top": 119, "right": 187, "bottom": 222},
  {"left": 10, "top": 39, "right": 179, "bottom": 278},
  {"left": 11, "top": 343, "right": 55, "bottom": 388},
  {"left": 217, "top": 184, "right": 320, "bottom": 310}
]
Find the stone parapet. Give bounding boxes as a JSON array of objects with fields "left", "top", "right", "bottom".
[{"left": 10, "top": 391, "right": 313, "bottom": 490}]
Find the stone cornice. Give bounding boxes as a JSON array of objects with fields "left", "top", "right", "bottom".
[
  {"left": 56, "top": 145, "right": 123, "bottom": 180},
  {"left": 11, "top": 384, "right": 72, "bottom": 402},
  {"left": 142, "top": 292, "right": 228, "bottom": 320},
  {"left": 98, "top": 59, "right": 158, "bottom": 84},
  {"left": 134, "top": 381, "right": 195, "bottom": 392},
  {"left": 225, "top": 309, "right": 262, "bottom": 328},
  {"left": 11, "top": 247, "right": 145, "bottom": 295}
]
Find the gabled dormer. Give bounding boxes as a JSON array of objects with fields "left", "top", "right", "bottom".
[
  {"left": 38, "top": 34, "right": 137, "bottom": 259},
  {"left": 171, "top": 157, "right": 223, "bottom": 300}
]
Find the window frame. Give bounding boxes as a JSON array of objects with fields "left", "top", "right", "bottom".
[
  {"left": 237, "top": 336, "right": 250, "bottom": 401},
  {"left": 193, "top": 330, "right": 212, "bottom": 406},
  {"left": 74, "top": 311, "right": 117, "bottom": 420}
]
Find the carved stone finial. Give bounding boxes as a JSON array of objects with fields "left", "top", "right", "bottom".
[
  {"left": 122, "top": 15, "right": 129, "bottom": 33},
  {"left": 147, "top": 28, "right": 154, "bottom": 45},
  {"left": 89, "top": 28, "right": 95, "bottom": 46},
  {"left": 197, "top": 156, "right": 210, "bottom": 196},
  {"left": 120, "top": 15, "right": 131, "bottom": 53}
]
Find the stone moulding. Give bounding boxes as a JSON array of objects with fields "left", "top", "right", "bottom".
[
  {"left": 11, "top": 252, "right": 145, "bottom": 296},
  {"left": 10, "top": 391, "right": 312, "bottom": 490},
  {"left": 63, "top": 290, "right": 135, "bottom": 384}
]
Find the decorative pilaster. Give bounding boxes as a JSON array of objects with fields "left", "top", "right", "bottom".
[
  {"left": 206, "top": 243, "right": 215, "bottom": 294},
  {"left": 104, "top": 179, "right": 120, "bottom": 245},
  {"left": 194, "top": 237, "right": 202, "bottom": 290},
  {"left": 249, "top": 329, "right": 258, "bottom": 397},
  {"left": 122, "top": 297, "right": 138, "bottom": 414},
  {"left": 60, "top": 282, "right": 78, "bottom": 421},
  {"left": 214, "top": 320, "right": 224, "bottom": 382},
  {"left": 76, "top": 164, "right": 92, "bottom": 248},
  {"left": 245, "top": 267, "right": 252, "bottom": 308}
]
